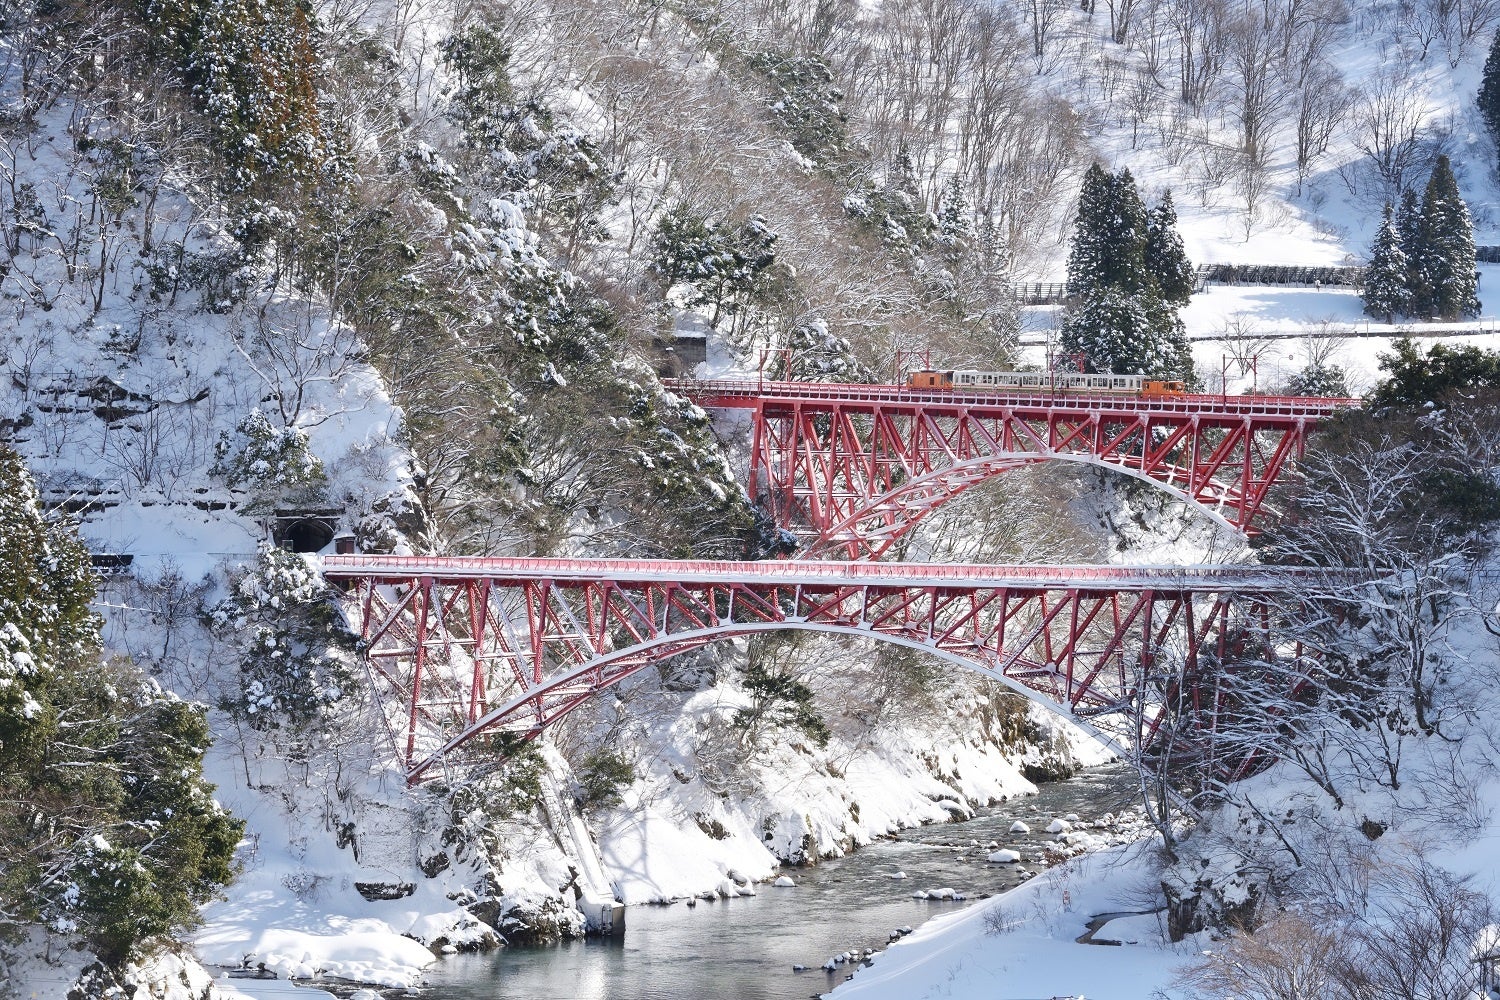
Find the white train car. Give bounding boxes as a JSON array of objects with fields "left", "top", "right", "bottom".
[{"left": 907, "top": 370, "right": 1188, "bottom": 397}]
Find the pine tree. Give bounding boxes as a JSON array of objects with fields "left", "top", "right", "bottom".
[
  {"left": 1065, "top": 163, "right": 1115, "bottom": 299},
  {"left": 0, "top": 446, "right": 241, "bottom": 967},
  {"left": 1481, "top": 28, "right": 1500, "bottom": 162},
  {"left": 1103, "top": 169, "right": 1152, "bottom": 294},
  {"left": 1362, "top": 204, "right": 1412, "bottom": 322},
  {"left": 1395, "top": 187, "right": 1428, "bottom": 313},
  {"left": 1063, "top": 167, "right": 1195, "bottom": 383},
  {"left": 1414, "top": 155, "right": 1480, "bottom": 321},
  {"left": 1060, "top": 287, "right": 1157, "bottom": 375},
  {"left": 1146, "top": 191, "right": 1196, "bottom": 306},
  {"left": 936, "top": 173, "right": 974, "bottom": 252}
]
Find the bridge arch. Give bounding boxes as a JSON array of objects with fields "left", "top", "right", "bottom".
[
  {"left": 412, "top": 620, "right": 1139, "bottom": 784},
  {"left": 805, "top": 452, "right": 1244, "bottom": 559},
  {"left": 671, "top": 379, "right": 1352, "bottom": 560},
  {"left": 325, "top": 556, "right": 1320, "bottom": 785}
]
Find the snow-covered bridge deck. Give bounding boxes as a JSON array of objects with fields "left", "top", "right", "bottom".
[
  {"left": 322, "top": 554, "right": 1348, "bottom": 591},
  {"left": 324, "top": 556, "right": 1359, "bottom": 783}
]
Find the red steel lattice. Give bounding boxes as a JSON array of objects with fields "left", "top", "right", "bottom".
[
  {"left": 324, "top": 555, "right": 1331, "bottom": 784},
  {"left": 666, "top": 379, "right": 1357, "bottom": 558}
]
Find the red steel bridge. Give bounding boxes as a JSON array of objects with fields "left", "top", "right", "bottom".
[
  {"left": 665, "top": 378, "right": 1357, "bottom": 559},
  {"left": 324, "top": 555, "right": 1343, "bottom": 785}
]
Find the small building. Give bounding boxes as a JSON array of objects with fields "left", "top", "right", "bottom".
[{"left": 655, "top": 313, "right": 709, "bottom": 377}]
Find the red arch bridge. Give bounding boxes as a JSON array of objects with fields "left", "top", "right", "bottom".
[
  {"left": 323, "top": 555, "right": 1345, "bottom": 785},
  {"left": 665, "top": 379, "right": 1356, "bottom": 558}
]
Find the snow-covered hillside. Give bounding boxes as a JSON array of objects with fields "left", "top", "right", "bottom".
[{"left": 7, "top": 0, "right": 1500, "bottom": 996}]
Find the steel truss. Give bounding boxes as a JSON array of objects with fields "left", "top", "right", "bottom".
[
  {"left": 324, "top": 556, "right": 1330, "bottom": 784},
  {"left": 668, "top": 379, "right": 1355, "bottom": 558}
]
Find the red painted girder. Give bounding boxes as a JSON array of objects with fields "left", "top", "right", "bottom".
[
  {"left": 323, "top": 555, "right": 1350, "bottom": 590},
  {"left": 667, "top": 379, "right": 1357, "bottom": 555},
  {"left": 666, "top": 378, "right": 1358, "bottom": 419},
  {"left": 326, "top": 556, "right": 1347, "bottom": 782}
]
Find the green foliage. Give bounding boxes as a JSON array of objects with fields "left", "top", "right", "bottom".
[
  {"left": 747, "top": 50, "right": 853, "bottom": 167},
  {"left": 1412, "top": 156, "right": 1480, "bottom": 321},
  {"left": 440, "top": 21, "right": 517, "bottom": 146},
  {"left": 735, "top": 659, "right": 830, "bottom": 749},
  {"left": 1480, "top": 28, "right": 1500, "bottom": 165},
  {"left": 442, "top": 20, "right": 614, "bottom": 250},
  {"left": 0, "top": 446, "right": 95, "bottom": 770},
  {"left": 769, "top": 318, "right": 874, "bottom": 383},
  {"left": 0, "top": 447, "right": 241, "bottom": 968},
  {"left": 455, "top": 737, "right": 545, "bottom": 817},
  {"left": 1362, "top": 204, "right": 1412, "bottom": 322},
  {"left": 1062, "top": 167, "right": 1194, "bottom": 382},
  {"left": 212, "top": 409, "right": 327, "bottom": 511},
  {"left": 1066, "top": 164, "right": 1151, "bottom": 299},
  {"left": 1061, "top": 286, "right": 1193, "bottom": 379},
  {"left": 649, "top": 203, "right": 781, "bottom": 328},
  {"left": 1370, "top": 160, "right": 1481, "bottom": 322},
  {"left": 1284, "top": 362, "right": 1350, "bottom": 397},
  {"left": 574, "top": 749, "right": 635, "bottom": 812},
  {"left": 1145, "top": 193, "right": 1195, "bottom": 306},
  {"left": 209, "top": 545, "right": 355, "bottom": 730},
  {"left": 140, "top": 0, "right": 325, "bottom": 192},
  {"left": 936, "top": 174, "right": 975, "bottom": 254},
  {"left": 1366, "top": 337, "right": 1500, "bottom": 407}
]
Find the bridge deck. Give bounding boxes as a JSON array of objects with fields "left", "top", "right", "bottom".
[
  {"left": 321, "top": 555, "right": 1355, "bottom": 591},
  {"left": 665, "top": 378, "right": 1360, "bottom": 418}
]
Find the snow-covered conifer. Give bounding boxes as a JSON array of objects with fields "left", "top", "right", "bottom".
[
  {"left": 1060, "top": 287, "right": 1156, "bottom": 375},
  {"left": 1146, "top": 192, "right": 1195, "bottom": 306},
  {"left": 1362, "top": 204, "right": 1412, "bottom": 322},
  {"left": 211, "top": 544, "right": 355, "bottom": 730},
  {"left": 1413, "top": 155, "right": 1480, "bottom": 321},
  {"left": 1066, "top": 164, "right": 1143, "bottom": 299},
  {"left": 1480, "top": 28, "right": 1500, "bottom": 164},
  {"left": 937, "top": 174, "right": 975, "bottom": 251},
  {"left": 0, "top": 447, "right": 240, "bottom": 968}
]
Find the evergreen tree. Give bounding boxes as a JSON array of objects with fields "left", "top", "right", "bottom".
[
  {"left": 936, "top": 173, "right": 975, "bottom": 252},
  {"left": 1060, "top": 287, "right": 1158, "bottom": 375},
  {"left": 1362, "top": 204, "right": 1412, "bottom": 322},
  {"left": 1065, "top": 163, "right": 1114, "bottom": 299},
  {"left": 1067, "top": 166, "right": 1151, "bottom": 298},
  {"left": 1481, "top": 28, "right": 1500, "bottom": 162},
  {"left": 1367, "top": 337, "right": 1500, "bottom": 407},
  {"left": 1285, "top": 362, "right": 1351, "bottom": 397},
  {"left": 1414, "top": 155, "right": 1480, "bottom": 321},
  {"left": 1062, "top": 166, "right": 1195, "bottom": 383},
  {"left": 0, "top": 446, "right": 241, "bottom": 967},
  {"left": 1145, "top": 191, "right": 1195, "bottom": 306},
  {"left": 1395, "top": 187, "right": 1427, "bottom": 311},
  {"left": 1101, "top": 169, "right": 1152, "bottom": 295}
]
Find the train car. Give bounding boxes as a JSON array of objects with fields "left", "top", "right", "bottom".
[{"left": 906, "top": 369, "right": 1188, "bottom": 397}]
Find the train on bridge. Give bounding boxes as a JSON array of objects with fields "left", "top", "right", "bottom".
[{"left": 907, "top": 369, "right": 1189, "bottom": 397}]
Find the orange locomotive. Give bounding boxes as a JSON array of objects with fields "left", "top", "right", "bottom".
[{"left": 907, "top": 369, "right": 1189, "bottom": 397}]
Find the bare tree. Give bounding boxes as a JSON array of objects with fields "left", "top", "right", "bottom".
[
  {"left": 1292, "top": 63, "right": 1350, "bottom": 190},
  {"left": 1348, "top": 68, "right": 1432, "bottom": 198},
  {"left": 1176, "top": 910, "right": 1344, "bottom": 1000},
  {"left": 1170, "top": 0, "right": 1230, "bottom": 108}
]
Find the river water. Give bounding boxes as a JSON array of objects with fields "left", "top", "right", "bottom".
[{"left": 420, "top": 766, "right": 1140, "bottom": 1000}]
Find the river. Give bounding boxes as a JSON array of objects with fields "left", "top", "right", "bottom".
[{"left": 419, "top": 765, "right": 1141, "bottom": 1000}]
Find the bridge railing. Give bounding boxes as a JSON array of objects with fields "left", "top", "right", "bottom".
[
  {"left": 322, "top": 554, "right": 1367, "bottom": 592},
  {"left": 665, "top": 377, "right": 1360, "bottom": 418}
]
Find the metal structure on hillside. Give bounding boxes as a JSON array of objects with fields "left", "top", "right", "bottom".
[
  {"left": 323, "top": 555, "right": 1344, "bottom": 785},
  {"left": 667, "top": 378, "right": 1356, "bottom": 558}
]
